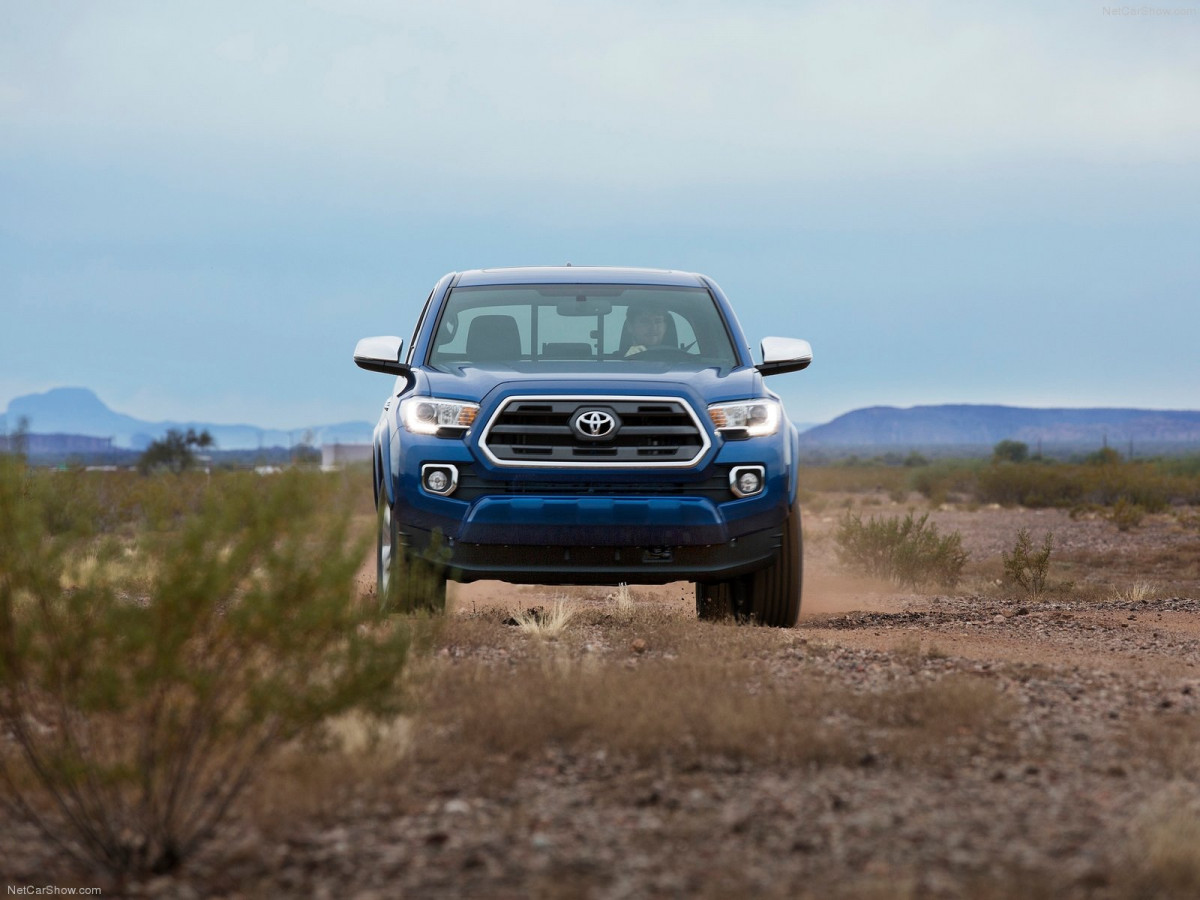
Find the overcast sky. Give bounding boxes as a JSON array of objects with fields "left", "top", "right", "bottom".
[{"left": 2, "top": 1, "right": 1198, "bottom": 430}]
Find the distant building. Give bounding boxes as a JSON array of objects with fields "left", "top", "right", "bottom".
[
  {"left": 0, "top": 433, "right": 114, "bottom": 455},
  {"left": 321, "top": 442, "right": 373, "bottom": 470}
]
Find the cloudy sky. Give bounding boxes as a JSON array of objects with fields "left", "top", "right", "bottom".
[{"left": 2, "top": 1, "right": 1197, "bottom": 431}]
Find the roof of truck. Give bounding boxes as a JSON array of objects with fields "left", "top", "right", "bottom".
[{"left": 455, "top": 266, "right": 709, "bottom": 287}]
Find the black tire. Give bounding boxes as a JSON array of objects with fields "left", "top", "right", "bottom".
[
  {"left": 376, "top": 490, "right": 447, "bottom": 614},
  {"left": 376, "top": 488, "right": 398, "bottom": 607},
  {"left": 748, "top": 497, "right": 802, "bottom": 627},
  {"left": 696, "top": 497, "right": 802, "bottom": 628},
  {"left": 696, "top": 578, "right": 739, "bottom": 621}
]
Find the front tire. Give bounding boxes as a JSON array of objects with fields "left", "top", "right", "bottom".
[
  {"left": 696, "top": 498, "right": 802, "bottom": 628},
  {"left": 376, "top": 490, "right": 447, "bottom": 614}
]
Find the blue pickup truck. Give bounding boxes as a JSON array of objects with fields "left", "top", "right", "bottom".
[{"left": 353, "top": 266, "right": 813, "bottom": 627}]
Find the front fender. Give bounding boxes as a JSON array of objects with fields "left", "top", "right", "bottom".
[
  {"left": 786, "top": 421, "right": 800, "bottom": 507},
  {"left": 373, "top": 407, "right": 401, "bottom": 508}
]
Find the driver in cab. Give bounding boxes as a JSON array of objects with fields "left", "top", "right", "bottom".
[{"left": 623, "top": 302, "right": 673, "bottom": 357}]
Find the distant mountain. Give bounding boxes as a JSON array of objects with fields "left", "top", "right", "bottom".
[
  {"left": 7, "top": 391, "right": 1198, "bottom": 457},
  {"left": 799, "top": 405, "right": 1200, "bottom": 451},
  {"left": 1, "top": 387, "right": 373, "bottom": 451}
]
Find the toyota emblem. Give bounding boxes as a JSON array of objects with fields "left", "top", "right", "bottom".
[{"left": 575, "top": 410, "right": 616, "bottom": 438}]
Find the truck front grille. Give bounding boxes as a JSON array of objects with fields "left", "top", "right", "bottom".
[{"left": 480, "top": 395, "right": 710, "bottom": 468}]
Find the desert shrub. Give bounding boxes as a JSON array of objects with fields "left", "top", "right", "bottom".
[
  {"left": 0, "top": 459, "right": 410, "bottom": 877},
  {"left": 1085, "top": 446, "right": 1122, "bottom": 466},
  {"left": 805, "top": 456, "right": 1200, "bottom": 511},
  {"left": 909, "top": 461, "right": 981, "bottom": 505},
  {"left": 1088, "top": 463, "right": 1171, "bottom": 512},
  {"left": 1110, "top": 497, "right": 1146, "bottom": 532},
  {"left": 835, "top": 511, "right": 968, "bottom": 589},
  {"left": 1157, "top": 455, "right": 1200, "bottom": 502},
  {"left": 978, "top": 458, "right": 1182, "bottom": 511},
  {"left": 1162, "top": 453, "right": 1200, "bottom": 476},
  {"left": 23, "top": 468, "right": 215, "bottom": 538},
  {"left": 1001, "top": 528, "right": 1055, "bottom": 596},
  {"left": 799, "top": 464, "right": 909, "bottom": 495},
  {"left": 137, "top": 428, "right": 213, "bottom": 475},
  {"left": 977, "top": 463, "right": 1084, "bottom": 508},
  {"left": 992, "top": 440, "right": 1029, "bottom": 464}
]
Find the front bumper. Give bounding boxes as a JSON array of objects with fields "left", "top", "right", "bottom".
[
  {"left": 400, "top": 514, "right": 785, "bottom": 584},
  {"left": 394, "top": 460, "right": 791, "bottom": 584}
]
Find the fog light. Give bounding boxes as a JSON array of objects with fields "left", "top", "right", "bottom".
[
  {"left": 729, "top": 465, "right": 765, "bottom": 498},
  {"left": 421, "top": 464, "right": 458, "bottom": 496}
]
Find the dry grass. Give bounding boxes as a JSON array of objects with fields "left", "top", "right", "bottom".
[
  {"left": 414, "top": 655, "right": 854, "bottom": 770},
  {"left": 892, "top": 634, "right": 950, "bottom": 664},
  {"left": 407, "top": 635, "right": 1015, "bottom": 780},
  {"left": 511, "top": 598, "right": 576, "bottom": 637},
  {"left": 1109, "top": 579, "right": 1161, "bottom": 604},
  {"left": 607, "top": 581, "right": 636, "bottom": 616},
  {"left": 1120, "top": 713, "right": 1200, "bottom": 779},
  {"left": 242, "top": 724, "right": 411, "bottom": 835},
  {"left": 800, "top": 465, "right": 911, "bottom": 495},
  {"left": 1112, "top": 792, "right": 1200, "bottom": 899},
  {"left": 45, "top": 532, "right": 157, "bottom": 594}
]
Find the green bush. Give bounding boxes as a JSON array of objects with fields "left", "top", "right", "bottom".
[
  {"left": 909, "top": 461, "right": 981, "bottom": 505},
  {"left": 1110, "top": 497, "right": 1146, "bottom": 532},
  {"left": 137, "top": 428, "right": 214, "bottom": 475},
  {"left": 805, "top": 455, "right": 1200, "bottom": 511},
  {"left": 799, "top": 464, "right": 910, "bottom": 495},
  {"left": 1088, "top": 464, "right": 1171, "bottom": 512},
  {"left": 0, "top": 460, "right": 410, "bottom": 876},
  {"left": 22, "top": 468, "right": 214, "bottom": 537},
  {"left": 992, "top": 440, "right": 1029, "bottom": 464},
  {"left": 835, "top": 511, "right": 968, "bottom": 589},
  {"left": 1002, "top": 528, "right": 1055, "bottom": 596},
  {"left": 977, "top": 462, "right": 1085, "bottom": 508},
  {"left": 1085, "top": 446, "right": 1122, "bottom": 466}
]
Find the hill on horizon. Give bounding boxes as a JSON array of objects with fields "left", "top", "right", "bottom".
[
  {"left": 6, "top": 390, "right": 1200, "bottom": 457},
  {"left": 0, "top": 387, "right": 373, "bottom": 451},
  {"left": 799, "top": 404, "right": 1200, "bottom": 452}
]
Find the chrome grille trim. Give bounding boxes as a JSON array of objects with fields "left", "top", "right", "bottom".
[{"left": 479, "top": 394, "right": 712, "bottom": 468}]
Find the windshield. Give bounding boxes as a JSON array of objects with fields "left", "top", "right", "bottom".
[{"left": 427, "top": 284, "right": 738, "bottom": 370}]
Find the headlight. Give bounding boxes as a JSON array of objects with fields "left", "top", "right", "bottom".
[
  {"left": 707, "top": 399, "right": 781, "bottom": 437},
  {"left": 400, "top": 397, "right": 479, "bottom": 435}
]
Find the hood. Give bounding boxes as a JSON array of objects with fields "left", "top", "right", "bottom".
[{"left": 417, "top": 364, "right": 766, "bottom": 407}]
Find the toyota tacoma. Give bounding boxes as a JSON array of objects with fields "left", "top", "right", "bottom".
[{"left": 353, "top": 266, "right": 812, "bottom": 627}]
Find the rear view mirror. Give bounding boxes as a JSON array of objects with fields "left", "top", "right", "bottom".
[
  {"left": 756, "top": 337, "right": 813, "bottom": 376},
  {"left": 353, "top": 336, "right": 410, "bottom": 376},
  {"left": 556, "top": 298, "right": 613, "bottom": 317},
  {"left": 536, "top": 285, "right": 625, "bottom": 297}
]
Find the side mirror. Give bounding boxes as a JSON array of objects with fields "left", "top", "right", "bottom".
[
  {"left": 354, "top": 336, "right": 410, "bottom": 376},
  {"left": 756, "top": 337, "right": 813, "bottom": 376}
]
